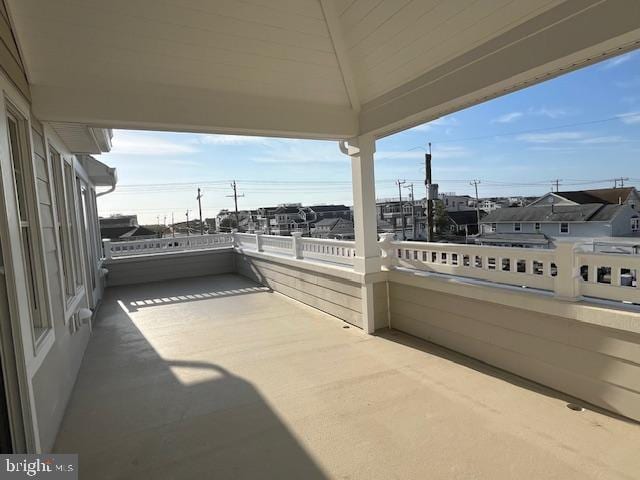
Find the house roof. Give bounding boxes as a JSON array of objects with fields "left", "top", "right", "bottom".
[
  {"left": 446, "top": 210, "right": 484, "bottom": 226},
  {"left": 100, "top": 226, "right": 157, "bottom": 240},
  {"left": 314, "top": 218, "right": 341, "bottom": 227},
  {"left": 555, "top": 187, "right": 636, "bottom": 205},
  {"left": 273, "top": 206, "right": 300, "bottom": 214},
  {"left": 481, "top": 204, "right": 623, "bottom": 223},
  {"left": 309, "top": 205, "right": 350, "bottom": 212}
]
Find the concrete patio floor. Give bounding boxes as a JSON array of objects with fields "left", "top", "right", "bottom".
[{"left": 55, "top": 274, "right": 640, "bottom": 479}]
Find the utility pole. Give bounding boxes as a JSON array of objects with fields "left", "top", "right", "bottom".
[
  {"left": 396, "top": 179, "right": 406, "bottom": 240},
  {"left": 404, "top": 183, "right": 416, "bottom": 240},
  {"left": 156, "top": 216, "right": 160, "bottom": 237},
  {"left": 197, "top": 187, "right": 204, "bottom": 235},
  {"left": 425, "top": 144, "right": 434, "bottom": 242},
  {"left": 614, "top": 177, "right": 629, "bottom": 188},
  {"left": 185, "top": 209, "right": 190, "bottom": 236},
  {"left": 226, "top": 180, "right": 245, "bottom": 230},
  {"left": 172, "top": 212, "right": 175, "bottom": 238},
  {"left": 470, "top": 179, "right": 481, "bottom": 232},
  {"left": 551, "top": 179, "right": 562, "bottom": 192}
]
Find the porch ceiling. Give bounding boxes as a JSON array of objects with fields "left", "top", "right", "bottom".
[{"left": 6, "top": 0, "right": 640, "bottom": 139}]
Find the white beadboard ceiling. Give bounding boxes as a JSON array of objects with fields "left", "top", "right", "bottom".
[{"left": 7, "top": 0, "right": 640, "bottom": 139}]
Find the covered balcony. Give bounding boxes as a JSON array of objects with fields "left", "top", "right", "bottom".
[
  {"left": 55, "top": 271, "right": 640, "bottom": 479},
  {"left": 0, "top": 0, "right": 639, "bottom": 476}
]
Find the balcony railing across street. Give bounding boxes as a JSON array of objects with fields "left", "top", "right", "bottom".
[{"left": 103, "top": 232, "right": 639, "bottom": 305}]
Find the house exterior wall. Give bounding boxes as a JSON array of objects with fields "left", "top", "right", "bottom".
[
  {"left": 490, "top": 221, "right": 613, "bottom": 238},
  {"left": 611, "top": 208, "right": 640, "bottom": 237},
  {"left": 0, "top": 46, "right": 108, "bottom": 450},
  {"left": 387, "top": 275, "right": 640, "bottom": 421}
]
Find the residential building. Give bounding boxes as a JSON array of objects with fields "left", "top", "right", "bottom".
[
  {"left": 311, "top": 217, "right": 355, "bottom": 239},
  {"left": 439, "top": 193, "right": 474, "bottom": 211},
  {"left": 376, "top": 198, "right": 426, "bottom": 240},
  {"left": 479, "top": 198, "right": 639, "bottom": 248},
  {"left": 1, "top": 2, "right": 639, "bottom": 477},
  {"left": 445, "top": 210, "right": 486, "bottom": 236},
  {"left": 99, "top": 214, "right": 158, "bottom": 241}
]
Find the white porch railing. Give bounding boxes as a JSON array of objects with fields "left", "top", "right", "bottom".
[
  {"left": 103, "top": 231, "right": 639, "bottom": 305},
  {"left": 235, "top": 232, "right": 355, "bottom": 267},
  {"left": 379, "top": 235, "right": 639, "bottom": 304},
  {"left": 103, "top": 233, "right": 234, "bottom": 258}
]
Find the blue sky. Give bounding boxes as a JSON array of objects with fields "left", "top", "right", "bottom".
[{"left": 98, "top": 51, "right": 640, "bottom": 224}]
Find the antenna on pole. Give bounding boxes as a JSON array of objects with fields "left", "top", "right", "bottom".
[
  {"left": 425, "top": 142, "right": 434, "bottom": 242},
  {"left": 197, "top": 187, "right": 204, "bottom": 235}
]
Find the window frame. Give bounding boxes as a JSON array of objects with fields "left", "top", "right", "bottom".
[
  {"left": 631, "top": 217, "right": 639, "bottom": 232},
  {"left": 559, "top": 222, "right": 570, "bottom": 234},
  {"left": 534, "top": 222, "right": 541, "bottom": 232},
  {"left": 513, "top": 222, "right": 521, "bottom": 232},
  {"left": 5, "top": 103, "right": 53, "bottom": 350}
]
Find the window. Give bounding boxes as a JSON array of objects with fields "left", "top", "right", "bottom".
[
  {"left": 632, "top": 217, "right": 639, "bottom": 232},
  {"left": 7, "top": 111, "right": 50, "bottom": 340},
  {"left": 514, "top": 222, "right": 521, "bottom": 232},
  {"left": 491, "top": 223, "right": 496, "bottom": 232},
  {"left": 50, "top": 147, "right": 74, "bottom": 300},
  {"left": 534, "top": 222, "right": 541, "bottom": 232},
  {"left": 560, "top": 222, "right": 569, "bottom": 234}
]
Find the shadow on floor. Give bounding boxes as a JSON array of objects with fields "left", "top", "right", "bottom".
[
  {"left": 111, "top": 273, "right": 273, "bottom": 312},
  {"left": 55, "top": 275, "right": 326, "bottom": 479},
  {"left": 375, "top": 328, "right": 639, "bottom": 425}
]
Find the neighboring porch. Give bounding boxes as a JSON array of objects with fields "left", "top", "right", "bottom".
[{"left": 54, "top": 274, "right": 640, "bottom": 480}]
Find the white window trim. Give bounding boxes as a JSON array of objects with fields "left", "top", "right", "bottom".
[
  {"left": 513, "top": 222, "right": 521, "bottom": 232},
  {"left": 559, "top": 222, "right": 570, "bottom": 234},
  {"left": 631, "top": 217, "right": 639, "bottom": 232}
]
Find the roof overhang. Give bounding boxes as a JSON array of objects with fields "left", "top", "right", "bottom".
[
  {"left": 78, "top": 155, "right": 117, "bottom": 189},
  {"left": 7, "top": 0, "right": 640, "bottom": 140},
  {"left": 49, "top": 123, "right": 113, "bottom": 154}
]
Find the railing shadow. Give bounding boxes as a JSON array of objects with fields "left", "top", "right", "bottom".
[
  {"left": 54, "top": 275, "right": 326, "bottom": 479},
  {"left": 375, "top": 328, "right": 639, "bottom": 425},
  {"left": 114, "top": 273, "right": 273, "bottom": 312}
]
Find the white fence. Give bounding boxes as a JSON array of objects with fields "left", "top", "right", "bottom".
[
  {"left": 235, "top": 232, "right": 355, "bottom": 267},
  {"left": 382, "top": 236, "right": 639, "bottom": 305},
  {"left": 104, "top": 233, "right": 234, "bottom": 258},
  {"left": 103, "top": 232, "right": 639, "bottom": 305}
]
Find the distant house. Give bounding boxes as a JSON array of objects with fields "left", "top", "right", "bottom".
[
  {"left": 100, "top": 215, "right": 158, "bottom": 242},
  {"left": 529, "top": 187, "right": 639, "bottom": 209},
  {"left": 445, "top": 210, "right": 485, "bottom": 236},
  {"left": 439, "top": 193, "right": 474, "bottom": 212},
  {"left": 478, "top": 193, "right": 639, "bottom": 247},
  {"left": 311, "top": 218, "right": 354, "bottom": 239}
]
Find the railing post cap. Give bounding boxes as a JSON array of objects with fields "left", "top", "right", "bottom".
[
  {"left": 378, "top": 233, "right": 395, "bottom": 243},
  {"left": 291, "top": 232, "right": 303, "bottom": 238}
]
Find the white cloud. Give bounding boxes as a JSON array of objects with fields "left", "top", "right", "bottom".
[
  {"left": 579, "top": 135, "right": 625, "bottom": 144},
  {"left": 376, "top": 151, "right": 424, "bottom": 160},
  {"left": 377, "top": 144, "right": 469, "bottom": 161},
  {"left": 110, "top": 132, "right": 199, "bottom": 155},
  {"left": 492, "top": 112, "right": 523, "bottom": 123},
  {"left": 198, "top": 134, "right": 270, "bottom": 145},
  {"left": 516, "top": 131, "right": 584, "bottom": 143},
  {"left": 617, "top": 111, "right": 640, "bottom": 124},
  {"left": 602, "top": 52, "right": 634, "bottom": 69},
  {"left": 528, "top": 107, "right": 570, "bottom": 119}
]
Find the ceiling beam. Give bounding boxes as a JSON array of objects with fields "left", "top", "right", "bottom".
[
  {"left": 360, "top": 0, "right": 640, "bottom": 138},
  {"left": 320, "top": 0, "right": 360, "bottom": 112}
]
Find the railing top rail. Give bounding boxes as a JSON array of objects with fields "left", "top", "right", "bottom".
[
  {"left": 300, "top": 237, "right": 355, "bottom": 246},
  {"left": 390, "top": 240, "right": 557, "bottom": 256}
]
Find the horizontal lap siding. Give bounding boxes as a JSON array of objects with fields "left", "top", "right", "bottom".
[
  {"left": 236, "top": 255, "right": 362, "bottom": 327},
  {"left": 105, "top": 250, "right": 235, "bottom": 287},
  {"left": 0, "top": 3, "right": 30, "bottom": 100},
  {"left": 388, "top": 282, "right": 640, "bottom": 421}
]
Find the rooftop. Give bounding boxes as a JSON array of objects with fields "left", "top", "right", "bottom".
[
  {"left": 482, "top": 204, "right": 624, "bottom": 223},
  {"left": 54, "top": 274, "right": 640, "bottom": 479}
]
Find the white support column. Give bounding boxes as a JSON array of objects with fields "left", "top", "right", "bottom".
[
  {"left": 345, "top": 134, "right": 380, "bottom": 274},
  {"left": 291, "top": 232, "right": 303, "bottom": 259},
  {"left": 342, "top": 134, "right": 380, "bottom": 334}
]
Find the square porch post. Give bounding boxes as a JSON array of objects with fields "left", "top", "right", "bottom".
[{"left": 343, "top": 134, "right": 380, "bottom": 333}]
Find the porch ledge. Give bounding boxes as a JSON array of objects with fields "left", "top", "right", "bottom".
[{"left": 388, "top": 268, "right": 640, "bottom": 335}]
